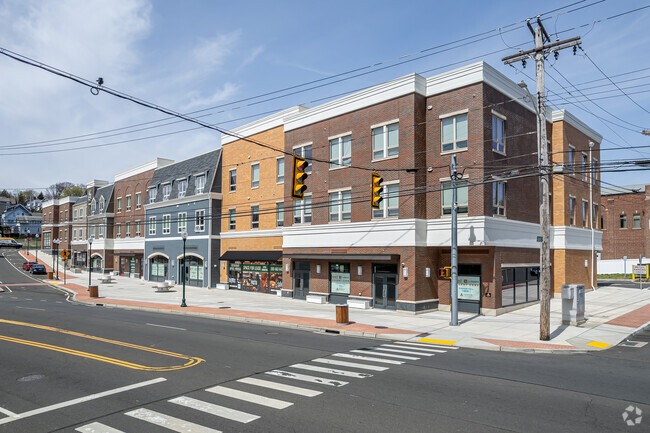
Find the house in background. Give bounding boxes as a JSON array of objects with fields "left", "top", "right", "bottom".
[
  {"left": 1, "top": 204, "right": 41, "bottom": 236},
  {"left": 87, "top": 183, "right": 115, "bottom": 272}
]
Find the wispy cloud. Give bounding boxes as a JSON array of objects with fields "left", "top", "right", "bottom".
[
  {"left": 239, "top": 45, "right": 264, "bottom": 70},
  {"left": 192, "top": 31, "right": 241, "bottom": 71},
  {"left": 182, "top": 82, "right": 240, "bottom": 111}
]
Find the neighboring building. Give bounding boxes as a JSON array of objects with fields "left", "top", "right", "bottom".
[
  {"left": 144, "top": 149, "right": 222, "bottom": 288},
  {"left": 0, "top": 197, "right": 15, "bottom": 213},
  {"left": 219, "top": 107, "right": 306, "bottom": 293},
  {"left": 41, "top": 197, "right": 75, "bottom": 253},
  {"left": 1, "top": 204, "right": 41, "bottom": 236},
  {"left": 71, "top": 195, "right": 89, "bottom": 268},
  {"left": 600, "top": 184, "right": 648, "bottom": 260},
  {"left": 87, "top": 183, "right": 115, "bottom": 272},
  {"left": 26, "top": 199, "right": 44, "bottom": 212}
]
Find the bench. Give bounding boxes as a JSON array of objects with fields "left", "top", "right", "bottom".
[
  {"left": 348, "top": 299, "right": 370, "bottom": 309},
  {"left": 98, "top": 275, "right": 115, "bottom": 284},
  {"left": 306, "top": 294, "right": 326, "bottom": 304},
  {"left": 153, "top": 281, "right": 174, "bottom": 292}
]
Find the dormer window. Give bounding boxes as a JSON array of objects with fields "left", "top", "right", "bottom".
[
  {"left": 99, "top": 197, "right": 105, "bottom": 212},
  {"left": 91, "top": 200, "right": 96, "bottom": 214},
  {"left": 196, "top": 175, "right": 206, "bottom": 194},
  {"left": 178, "top": 179, "right": 188, "bottom": 198},
  {"left": 162, "top": 184, "right": 171, "bottom": 201},
  {"left": 148, "top": 188, "right": 157, "bottom": 204}
]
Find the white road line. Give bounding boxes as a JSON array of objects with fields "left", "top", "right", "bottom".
[
  {"left": 332, "top": 353, "right": 404, "bottom": 365},
  {"left": 206, "top": 385, "right": 293, "bottom": 409},
  {"left": 237, "top": 377, "right": 322, "bottom": 397},
  {"left": 169, "top": 396, "right": 259, "bottom": 424},
  {"left": 381, "top": 344, "right": 447, "bottom": 353},
  {"left": 75, "top": 422, "right": 125, "bottom": 432},
  {"left": 15, "top": 306, "right": 46, "bottom": 311},
  {"left": 350, "top": 349, "right": 419, "bottom": 360},
  {"left": 265, "top": 370, "right": 349, "bottom": 387},
  {"left": 0, "top": 406, "right": 17, "bottom": 417},
  {"left": 126, "top": 408, "right": 222, "bottom": 432},
  {"left": 290, "top": 363, "right": 373, "bottom": 378},
  {"left": 146, "top": 323, "right": 187, "bottom": 331},
  {"left": 0, "top": 378, "right": 166, "bottom": 426},
  {"left": 373, "top": 347, "right": 434, "bottom": 357},
  {"left": 312, "top": 358, "right": 389, "bottom": 371},
  {"left": 394, "top": 341, "right": 458, "bottom": 350}
]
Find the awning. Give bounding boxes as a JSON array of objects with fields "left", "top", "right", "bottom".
[
  {"left": 283, "top": 253, "right": 398, "bottom": 261},
  {"left": 220, "top": 250, "right": 282, "bottom": 262}
]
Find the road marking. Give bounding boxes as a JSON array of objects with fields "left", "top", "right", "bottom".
[
  {"left": 312, "top": 358, "right": 389, "bottom": 371},
  {"left": 0, "top": 378, "right": 166, "bottom": 426},
  {"left": 290, "top": 363, "right": 373, "bottom": 378},
  {"left": 15, "top": 306, "right": 46, "bottom": 311},
  {"left": 265, "top": 370, "right": 349, "bottom": 387},
  {"left": 350, "top": 349, "right": 419, "bottom": 360},
  {"left": 394, "top": 341, "right": 458, "bottom": 350},
  {"left": 169, "top": 396, "right": 259, "bottom": 423},
  {"left": 418, "top": 337, "right": 457, "bottom": 346},
  {"left": 372, "top": 347, "right": 434, "bottom": 356},
  {"left": 0, "top": 318, "right": 203, "bottom": 371},
  {"left": 237, "top": 377, "right": 322, "bottom": 397},
  {"left": 0, "top": 406, "right": 17, "bottom": 417},
  {"left": 76, "top": 422, "right": 125, "bottom": 432},
  {"left": 381, "top": 344, "right": 446, "bottom": 353},
  {"left": 206, "top": 385, "right": 293, "bottom": 409},
  {"left": 586, "top": 340, "right": 611, "bottom": 349},
  {"left": 332, "top": 353, "right": 404, "bottom": 364},
  {"left": 146, "top": 323, "right": 187, "bottom": 331},
  {"left": 126, "top": 408, "right": 222, "bottom": 432}
]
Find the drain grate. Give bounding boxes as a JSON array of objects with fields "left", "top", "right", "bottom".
[
  {"left": 620, "top": 340, "right": 647, "bottom": 348},
  {"left": 218, "top": 306, "right": 231, "bottom": 309},
  {"left": 374, "top": 326, "right": 388, "bottom": 329}
]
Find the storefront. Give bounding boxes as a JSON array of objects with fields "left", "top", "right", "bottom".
[
  {"left": 179, "top": 255, "right": 205, "bottom": 287},
  {"left": 221, "top": 251, "right": 283, "bottom": 294},
  {"left": 117, "top": 254, "right": 143, "bottom": 278},
  {"left": 149, "top": 255, "right": 169, "bottom": 282}
]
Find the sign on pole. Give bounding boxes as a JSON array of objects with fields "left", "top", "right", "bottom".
[
  {"left": 60, "top": 249, "right": 70, "bottom": 259},
  {"left": 633, "top": 264, "right": 647, "bottom": 276}
]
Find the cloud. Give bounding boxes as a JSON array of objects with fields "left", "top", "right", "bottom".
[
  {"left": 181, "top": 82, "right": 240, "bottom": 111},
  {"left": 192, "top": 31, "right": 241, "bottom": 72},
  {"left": 239, "top": 45, "right": 264, "bottom": 70}
]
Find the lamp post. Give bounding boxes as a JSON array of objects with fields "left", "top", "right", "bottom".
[
  {"left": 88, "top": 236, "right": 94, "bottom": 289},
  {"left": 16, "top": 222, "right": 20, "bottom": 240},
  {"left": 27, "top": 229, "right": 30, "bottom": 258},
  {"left": 181, "top": 230, "right": 188, "bottom": 307},
  {"left": 53, "top": 238, "right": 60, "bottom": 280},
  {"left": 36, "top": 234, "right": 39, "bottom": 263}
]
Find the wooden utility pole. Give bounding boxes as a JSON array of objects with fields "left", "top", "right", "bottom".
[{"left": 502, "top": 17, "right": 582, "bottom": 341}]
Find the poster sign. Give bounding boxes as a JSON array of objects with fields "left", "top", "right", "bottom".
[
  {"left": 270, "top": 264, "right": 282, "bottom": 273},
  {"left": 331, "top": 272, "right": 350, "bottom": 294},
  {"left": 633, "top": 264, "right": 648, "bottom": 275},
  {"left": 458, "top": 275, "right": 481, "bottom": 301},
  {"left": 243, "top": 263, "right": 268, "bottom": 272}
]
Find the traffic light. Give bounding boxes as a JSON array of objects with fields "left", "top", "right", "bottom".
[
  {"left": 438, "top": 267, "right": 451, "bottom": 279},
  {"left": 371, "top": 171, "right": 383, "bottom": 209},
  {"left": 291, "top": 155, "right": 309, "bottom": 200}
]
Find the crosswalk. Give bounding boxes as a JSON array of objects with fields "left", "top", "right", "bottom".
[{"left": 74, "top": 340, "right": 454, "bottom": 433}]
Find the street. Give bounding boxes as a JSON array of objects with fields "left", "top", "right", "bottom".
[{"left": 1, "top": 249, "right": 648, "bottom": 433}]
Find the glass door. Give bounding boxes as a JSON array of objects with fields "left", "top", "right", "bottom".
[{"left": 373, "top": 274, "right": 397, "bottom": 310}]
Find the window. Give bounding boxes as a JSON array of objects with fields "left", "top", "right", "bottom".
[
  {"left": 441, "top": 113, "right": 468, "bottom": 152},
  {"left": 229, "top": 169, "right": 237, "bottom": 192},
  {"left": 277, "top": 158, "right": 284, "bottom": 183},
  {"left": 600, "top": 216, "right": 604, "bottom": 230},
  {"left": 568, "top": 147, "right": 575, "bottom": 174},
  {"left": 195, "top": 209, "right": 205, "bottom": 232},
  {"left": 116, "top": 198, "right": 122, "bottom": 213},
  {"left": 592, "top": 204, "right": 598, "bottom": 229},
  {"left": 330, "top": 263, "right": 350, "bottom": 295},
  {"left": 99, "top": 198, "right": 104, "bottom": 212},
  {"left": 293, "top": 195, "right": 312, "bottom": 224},
  {"left": 91, "top": 201, "right": 96, "bottom": 214},
  {"left": 74, "top": 209, "right": 78, "bottom": 221},
  {"left": 99, "top": 224, "right": 104, "bottom": 238},
  {"left": 294, "top": 145, "right": 312, "bottom": 174},
  {"left": 162, "top": 215, "right": 171, "bottom": 234},
  {"left": 251, "top": 205, "right": 259, "bottom": 229},
  {"left": 195, "top": 175, "right": 206, "bottom": 194},
  {"left": 79, "top": 208, "right": 83, "bottom": 219},
  {"left": 162, "top": 184, "right": 171, "bottom": 201},
  {"left": 136, "top": 192, "right": 141, "bottom": 209},
  {"left": 229, "top": 208, "right": 236, "bottom": 231},
  {"left": 592, "top": 159, "right": 598, "bottom": 186},
  {"left": 620, "top": 214, "right": 627, "bottom": 229},
  {"left": 148, "top": 216, "right": 156, "bottom": 235},
  {"left": 442, "top": 181, "right": 468, "bottom": 215},
  {"left": 329, "top": 190, "right": 352, "bottom": 222},
  {"left": 126, "top": 195, "right": 132, "bottom": 211},
  {"left": 91, "top": 226, "right": 95, "bottom": 238},
  {"left": 116, "top": 224, "right": 121, "bottom": 238},
  {"left": 276, "top": 202, "right": 284, "bottom": 227},
  {"left": 125, "top": 222, "right": 130, "bottom": 237},
  {"left": 372, "top": 123, "right": 399, "bottom": 159},
  {"left": 569, "top": 198, "right": 576, "bottom": 226},
  {"left": 135, "top": 221, "right": 141, "bottom": 237},
  {"left": 64, "top": 230, "right": 67, "bottom": 241},
  {"left": 65, "top": 210, "right": 69, "bottom": 221},
  {"left": 79, "top": 228, "right": 83, "bottom": 239},
  {"left": 148, "top": 188, "right": 157, "bottom": 204},
  {"left": 633, "top": 213, "right": 641, "bottom": 229},
  {"left": 582, "top": 201, "right": 588, "bottom": 228},
  {"left": 73, "top": 229, "right": 77, "bottom": 241},
  {"left": 178, "top": 180, "right": 187, "bottom": 198},
  {"left": 492, "top": 114, "right": 505, "bottom": 153},
  {"left": 60, "top": 211, "right": 63, "bottom": 221},
  {"left": 330, "top": 135, "right": 352, "bottom": 168},
  {"left": 178, "top": 212, "right": 187, "bottom": 233},
  {"left": 43, "top": 232, "right": 51, "bottom": 248},
  {"left": 251, "top": 164, "right": 260, "bottom": 189},
  {"left": 373, "top": 184, "right": 399, "bottom": 218},
  {"left": 493, "top": 182, "right": 506, "bottom": 216},
  {"left": 582, "top": 153, "right": 588, "bottom": 181}
]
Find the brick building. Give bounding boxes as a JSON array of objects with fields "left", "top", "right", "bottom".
[
  {"left": 41, "top": 196, "right": 75, "bottom": 255},
  {"left": 87, "top": 183, "right": 114, "bottom": 272},
  {"left": 600, "top": 184, "right": 649, "bottom": 260},
  {"left": 71, "top": 195, "right": 88, "bottom": 268}
]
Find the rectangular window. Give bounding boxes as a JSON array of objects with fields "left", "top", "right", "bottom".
[
  {"left": 592, "top": 204, "right": 598, "bottom": 229},
  {"left": 372, "top": 123, "right": 399, "bottom": 159},
  {"left": 64, "top": 230, "right": 68, "bottom": 241},
  {"left": 633, "top": 213, "right": 641, "bottom": 229},
  {"left": 74, "top": 209, "right": 78, "bottom": 221},
  {"left": 620, "top": 214, "right": 627, "bottom": 229},
  {"left": 91, "top": 226, "right": 95, "bottom": 238},
  {"left": 441, "top": 113, "right": 468, "bottom": 152},
  {"left": 294, "top": 145, "right": 312, "bottom": 174},
  {"left": 251, "top": 205, "right": 259, "bottom": 229},
  {"left": 44, "top": 232, "right": 51, "bottom": 248},
  {"left": 79, "top": 228, "right": 83, "bottom": 240},
  {"left": 65, "top": 210, "right": 69, "bottom": 221},
  {"left": 330, "top": 135, "right": 352, "bottom": 168},
  {"left": 195, "top": 209, "right": 205, "bottom": 232},
  {"left": 116, "top": 224, "right": 121, "bottom": 238},
  {"left": 442, "top": 181, "right": 468, "bottom": 215},
  {"left": 148, "top": 188, "right": 157, "bottom": 204},
  {"left": 178, "top": 212, "right": 187, "bottom": 233},
  {"left": 251, "top": 164, "right": 260, "bottom": 189},
  {"left": 493, "top": 181, "right": 506, "bottom": 216},
  {"left": 125, "top": 223, "right": 130, "bottom": 237},
  {"left": 178, "top": 180, "right": 187, "bottom": 198},
  {"left": 135, "top": 221, "right": 141, "bottom": 237},
  {"left": 373, "top": 184, "right": 400, "bottom": 219},
  {"left": 582, "top": 201, "right": 588, "bottom": 228},
  {"left": 79, "top": 208, "right": 84, "bottom": 219},
  {"left": 330, "top": 263, "right": 350, "bottom": 295},
  {"left": 293, "top": 195, "right": 312, "bottom": 224},
  {"left": 99, "top": 224, "right": 104, "bottom": 238},
  {"left": 229, "top": 169, "right": 237, "bottom": 192},
  {"left": 276, "top": 158, "right": 284, "bottom": 183},
  {"left": 229, "top": 208, "right": 236, "bottom": 231},
  {"left": 162, "top": 214, "right": 171, "bottom": 234},
  {"left": 195, "top": 175, "right": 206, "bottom": 194},
  {"left": 276, "top": 202, "right": 284, "bottom": 227},
  {"left": 592, "top": 159, "right": 598, "bottom": 185},
  {"left": 116, "top": 198, "right": 122, "bottom": 213},
  {"left": 582, "top": 153, "right": 588, "bottom": 181},
  {"left": 148, "top": 216, "right": 156, "bottom": 235},
  {"left": 568, "top": 147, "right": 575, "bottom": 174},
  {"left": 136, "top": 192, "right": 141, "bottom": 209},
  {"left": 73, "top": 229, "right": 77, "bottom": 241},
  {"left": 162, "top": 184, "right": 171, "bottom": 201},
  {"left": 569, "top": 198, "right": 576, "bottom": 226},
  {"left": 492, "top": 114, "right": 505, "bottom": 153},
  {"left": 329, "top": 190, "right": 352, "bottom": 222},
  {"left": 126, "top": 195, "right": 132, "bottom": 211}
]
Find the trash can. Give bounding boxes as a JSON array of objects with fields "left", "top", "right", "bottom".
[
  {"left": 336, "top": 304, "right": 349, "bottom": 325},
  {"left": 561, "top": 284, "right": 585, "bottom": 325},
  {"left": 47, "top": 271, "right": 53, "bottom": 279},
  {"left": 89, "top": 285, "right": 99, "bottom": 298}
]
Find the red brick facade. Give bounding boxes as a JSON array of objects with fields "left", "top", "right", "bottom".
[{"left": 601, "top": 186, "right": 649, "bottom": 260}]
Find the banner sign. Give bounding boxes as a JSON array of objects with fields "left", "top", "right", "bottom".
[
  {"left": 458, "top": 275, "right": 481, "bottom": 301},
  {"left": 330, "top": 272, "right": 350, "bottom": 294}
]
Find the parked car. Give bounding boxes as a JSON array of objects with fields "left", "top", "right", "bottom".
[
  {"left": 0, "top": 238, "right": 22, "bottom": 248},
  {"left": 23, "top": 261, "right": 38, "bottom": 271},
  {"left": 30, "top": 264, "right": 46, "bottom": 275}
]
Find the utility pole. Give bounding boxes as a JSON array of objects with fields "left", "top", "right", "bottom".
[
  {"left": 450, "top": 154, "right": 459, "bottom": 326},
  {"left": 502, "top": 17, "right": 581, "bottom": 341}
]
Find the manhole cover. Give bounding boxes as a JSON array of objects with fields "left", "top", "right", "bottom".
[{"left": 18, "top": 374, "right": 45, "bottom": 382}]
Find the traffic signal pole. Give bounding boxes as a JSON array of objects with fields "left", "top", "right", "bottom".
[{"left": 450, "top": 154, "right": 459, "bottom": 326}]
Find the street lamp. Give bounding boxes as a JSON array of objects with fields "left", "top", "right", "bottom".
[
  {"left": 27, "top": 228, "right": 30, "bottom": 258},
  {"left": 52, "top": 238, "right": 60, "bottom": 280},
  {"left": 16, "top": 222, "right": 20, "bottom": 239},
  {"left": 88, "top": 236, "right": 94, "bottom": 289},
  {"left": 36, "top": 234, "right": 39, "bottom": 263},
  {"left": 181, "top": 230, "right": 188, "bottom": 307}
]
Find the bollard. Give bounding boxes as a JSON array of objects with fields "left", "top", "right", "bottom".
[
  {"left": 336, "top": 304, "right": 349, "bottom": 325},
  {"left": 47, "top": 271, "right": 53, "bottom": 280},
  {"left": 89, "top": 285, "right": 99, "bottom": 298}
]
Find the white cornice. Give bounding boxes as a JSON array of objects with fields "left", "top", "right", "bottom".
[
  {"left": 222, "top": 106, "right": 307, "bottom": 145},
  {"left": 86, "top": 179, "right": 109, "bottom": 189},
  {"left": 114, "top": 158, "right": 174, "bottom": 182},
  {"left": 144, "top": 193, "right": 220, "bottom": 210},
  {"left": 220, "top": 229, "right": 283, "bottom": 239},
  {"left": 551, "top": 109, "right": 603, "bottom": 144}
]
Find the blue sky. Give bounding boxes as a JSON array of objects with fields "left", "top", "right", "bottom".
[{"left": 1, "top": 0, "right": 649, "bottom": 192}]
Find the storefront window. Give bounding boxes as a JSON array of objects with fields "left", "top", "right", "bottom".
[
  {"left": 228, "top": 262, "right": 283, "bottom": 293},
  {"left": 330, "top": 263, "right": 350, "bottom": 295}
]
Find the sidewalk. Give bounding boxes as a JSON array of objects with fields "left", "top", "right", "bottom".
[{"left": 20, "top": 250, "right": 650, "bottom": 353}]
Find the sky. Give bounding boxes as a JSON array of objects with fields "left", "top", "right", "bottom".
[{"left": 1, "top": 0, "right": 649, "bottom": 193}]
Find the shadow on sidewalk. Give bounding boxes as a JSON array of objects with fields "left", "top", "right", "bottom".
[
  {"left": 550, "top": 324, "right": 569, "bottom": 339},
  {"left": 460, "top": 314, "right": 481, "bottom": 325}
]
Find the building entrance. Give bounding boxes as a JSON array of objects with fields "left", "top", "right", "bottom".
[
  {"left": 373, "top": 264, "right": 398, "bottom": 309},
  {"left": 293, "top": 261, "right": 310, "bottom": 300}
]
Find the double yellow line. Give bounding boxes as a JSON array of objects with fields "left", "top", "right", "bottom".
[{"left": 0, "top": 319, "right": 204, "bottom": 371}]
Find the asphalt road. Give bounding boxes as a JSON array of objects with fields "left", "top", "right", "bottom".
[{"left": 0, "top": 249, "right": 648, "bottom": 432}]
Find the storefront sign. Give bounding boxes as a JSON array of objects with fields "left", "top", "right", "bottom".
[
  {"left": 229, "top": 262, "right": 242, "bottom": 272},
  {"left": 331, "top": 272, "right": 350, "bottom": 294},
  {"left": 270, "top": 264, "right": 282, "bottom": 273},
  {"left": 458, "top": 275, "right": 481, "bottom": 301},
  {"left": 243, "top": 263, "right": 268, "bottom": 272}
]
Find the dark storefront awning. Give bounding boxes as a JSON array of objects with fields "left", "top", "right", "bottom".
[
  {"left": 283, "top": 253, "right": 398, "bottom": 261},
  {"left": 220, "top": 250, "right": 282, "bottom": 262}
]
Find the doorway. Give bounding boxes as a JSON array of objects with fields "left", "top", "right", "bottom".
[
  {"left": 373, "top": 264, "right": 398, "bottom": 309},
  {"left": 458, "top": 264, "right": 481, "bottom": 314},
  {"left": 293, "top": 261, "right": 310, "bottom": 300}
]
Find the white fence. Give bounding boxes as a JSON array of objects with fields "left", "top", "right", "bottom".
[{"left": 597, "top": 257, "right": 648, "bottom": 275}]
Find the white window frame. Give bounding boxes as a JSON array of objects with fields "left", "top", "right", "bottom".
[
  {"left": 373, "top": 181, "right": 400, "bottom": 219},
  {"left": 441, "top": 179, "right": 469, "bottom": 215},
  {"left": 582, "top": 199, "right": 588, "bottom": 228},
  {"left": 329, "top": 132, "right": 352, "bottom": 169},
  {"left": 276, "top": 201, "right": 284, "bottom": 227},
  {"left": 74, "top": 209, "right": 78, "bottom": 221},
  {"left": 493, "top": 181, "right": 506, "bottom": 216},
  {"left": 116, "top": 223, "right": 121, "bottom": 238},
  {"left": 148, "top": 188, "right": 157, "bottom": 204},
  {"left": 79, "top": 228, "right": 83, "bottom": 240},
  {"left": 293, "top": 143, "right": 313, "bottom": 174},
  {"left": 251, "top": 205, "right": 259, "bottom": 229},
  {"left": 148, "top": 216, "right": 156, "bottom": 235},
  {"left": 178, "top": 212, "right": 187, "bottom": 233},
  {"left": 251, "top": 163, "right": 260, "bottom": 189},
  {"left": 293, "top": 194, "right": 312, "bottom": 224},
  {"left": 162, "top": 184, "right": 171, "bottom": 201},
  {"left": 99, "top": 224, "right": 104, "bottom": 238},
  {"left": 228, "top": 208, "right": 236, "bottom": 231},
  {"left": 177, "top": 179, "right": 187, "bottom": 198},
  {"left": 99, "top": 197, "right": 105, "bottom": 213},
  {"left": 195, "top": 174, "right": 206, "bottom": 194},
  {"left": 491, "top": 111, "right": 506, "bottom": 154},
  {"left": 116, "top": 197, "right": 122, "bottom": 213},
  {"left": 73, "top": 229, "right": 77, "bottom": 241},
  {"left": 440, "top": 110, "right": 469, "bottom": 153},
  {"left": 125, "top": 222, "right": 130, "bottom": 237},
  {"left": 229, "top": 168, "right": 237, "bottom": 192},
  {"left": 371, "top": 121, "right": 399, "bottom": 161},
  {"left": 135, "top": 221, "right": 141, "bottom": 237},
  {"left": 126, "top": 195, "right": 132, "bottom": 211},
  {"left": 328, "top": 188, "right": 352, "bottom": 222},
  {"left": 162, "top": 214, "right": 171, "bottom": 234},
  {"left": 582, "top": 153, "right": 588, "bottom": 181},
  {"left": 136, "top": 192, "right": 142, "bottom": 209},
  {"left": 276, "top": 157, "right": 285, "bottom": 184},
  {"left": 79, "top": 208, "right": 84, "bottom": 219},
  {"left": 195, "top": 209, "right": 205, "bottom": 232}
]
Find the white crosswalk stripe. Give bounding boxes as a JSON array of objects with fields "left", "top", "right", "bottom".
[
  {"left": 289, "top": 363, "right": 373, "bottom": 378},
  {"left": 350, "top": 349, "right": 419, "bottom": 360},
  {"left": 312, "top": 358, "right": 389, "bottom": 371},
  {"left": 393, "top": 341, "right": 458, "bottom": 350},
  {"left": 373, "top": 347, "right": 434, "bottom": 356},
  {"left": 169, "top": 396, "right": 260, "bottom": 423},
  {"left": 332, "top": 353, "right": 404, "bottom": 364},
  {"left": 265, "top": 370, "right": 349, "bottom": 387},
  {"left": 381, "top": 344, "right": 447, "bottom": 353},
  {"left": 237, "top": 377, "right": 322, "bottom": 397},
  {"left": 125, "top": 408, "right": 222, "bottom": 432},
  {"left": 75, "top": 422, "right": 125, "bottom": 433},
  {"left": 205, "top": 385, "right": 293, "bottom": 409}
]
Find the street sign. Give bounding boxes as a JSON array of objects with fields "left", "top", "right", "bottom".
[
  {"left": 60, "top": 249, "right": 70, "bottom": 259},
  {"left": 62, "top": 258, "right": 69, "bottom": 262},
  {"left": 536, "top": 236, "right": 543, "bottom": 243},
  {"left": 633, "top": 264, "right": 647, "bottom": 275}
]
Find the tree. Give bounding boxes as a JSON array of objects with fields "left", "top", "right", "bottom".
[
  {"left": 17, "top": 190, "right": 36, "bottom": 205},
  {"left": 61, "top": 186, "right": 84, "bottom": 198},
  {"left": 0, "top": 189, "right": 11, "bottom": 198},
  {"left": 45, "top": 182, "right": 82, "bottom": 199},
  {"left": 37, "top": 192, "right": 44, "bottom": 200}
]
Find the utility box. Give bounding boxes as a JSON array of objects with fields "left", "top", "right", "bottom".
[{"left": 561, "top": 284, "right": 585, "bottom": 326}]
